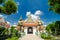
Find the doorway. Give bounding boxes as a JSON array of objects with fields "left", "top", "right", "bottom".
[{"left": 27, "top": 27, "right": 33, "bottom": 34}]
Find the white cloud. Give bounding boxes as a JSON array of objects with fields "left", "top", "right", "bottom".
[
  {"left": 26, "top": 10, "right": 43, "bottom": 20},
  {"left": 26, "top": 11, "right": 31, "bottom": 16},
  {"left": 35, "top": 10, "right": 43, "bottom": 16},
  {"left": 12, "top": 23, "right": 17, "bottom": 27},
  {"left": 44, "top": 25, "right": 47, "bottom": 27},
  {"left": 13, "top": 25, "right": 17, "bottom": 27},
  {"left": 0, "top": 14, "right": 8, "bottom": 18},
  {"left": 31, "top": 14, "right": 39, "bottom": 20},
  {"left": 7, "top": 21, "right": 10, "bottom": 24},
  {"left": 13, "top": 22, "right": 17, "bottom": 25}
]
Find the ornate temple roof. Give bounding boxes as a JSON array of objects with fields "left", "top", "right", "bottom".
[
  {"left": 23, "top": 15, "right": 38, "bottom": 27},
  {"left": 18, "top": 15, "right": 42, "bottom": 27},
  {"left": 23, "top": 22, "right": 37, "bottom": 27}
]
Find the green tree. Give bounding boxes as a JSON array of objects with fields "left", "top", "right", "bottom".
[
  {"left": 0, "top": 0, "right": 5, "bottom": 4},
  {"left": 46, "top": 23, "right": 54, "bottom": 35},
  {"left": 46, "top": 21, "right": 60, "bottom": 35},
  {"left": 0, "top": 6, "right": 4, "bottom": 13},
  {"left": 48, "top": 0, "right": 60, "bottom": 14},
  {"left": 0, "top": 26, "right": 5, "bottom": 36},
  {"left": 10, "top": 26, "right": 15, "bottom": 36},
  {"left": 10, "top": 26, "right": 18, "bottom": 37},
  {"left": 0, "top": 0, "right": 17, "bottom": 15}
]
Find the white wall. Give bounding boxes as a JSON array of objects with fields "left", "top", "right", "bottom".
[
  {"left": 24, "top": 27, "right": 27, "bottom": 35},
  {"left": 33, "top": 27, "right": 36, "bottom": 35}
]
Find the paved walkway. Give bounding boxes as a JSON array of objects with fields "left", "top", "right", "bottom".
[{"left": 18, "top": 34, "right": 44, "bottom": 40}]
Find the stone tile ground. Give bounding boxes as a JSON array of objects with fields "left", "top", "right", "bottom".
[{"left": 18, "top": 34, "right": 44, "bottom": 40}]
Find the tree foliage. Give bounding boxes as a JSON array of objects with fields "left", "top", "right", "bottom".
[
  {"left": 0, "top": 6, "right": 4, "bottom": 13},
  {"left": 0, "top": 0, "right": 5, "bottom": 4},
  {"left": 0, "top": 26, "right": 5, "bottom": 36},
  {"left": 48, "top": 0, "right": 60, "bottom": 14},
  {"left": 46, "top": 21, "right": 60, "bottom": 35},
  {"left": 0, "top": 26, "right": 19, "bottom": 40},
  {"left": 0, "top": 0, "right": 17, "bottom": 15}
]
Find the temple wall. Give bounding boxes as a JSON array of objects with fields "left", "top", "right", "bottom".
[
  {"left": 24, "top": 27, "right": 28, "bottom": 35},
  {"left": 33, "top": 27, "right": 36, "bottom": 35}
]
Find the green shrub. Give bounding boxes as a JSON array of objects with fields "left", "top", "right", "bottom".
[
  {"left": 40, "top": 33, "right": 52, "bottom": 39},
  {"left": 6, "top": 37, "right": 18, "bottom": 40}
]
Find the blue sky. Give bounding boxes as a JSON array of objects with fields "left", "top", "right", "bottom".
[{"left": 0, "top": 0, "right": 60, "bottom": 25}]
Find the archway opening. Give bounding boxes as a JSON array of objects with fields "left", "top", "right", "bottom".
[{"left": 27, "top": 27, "right": 33, "bottom": 34}]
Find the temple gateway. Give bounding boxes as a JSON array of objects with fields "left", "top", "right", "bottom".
[{"left": 17, "top": 15, "right": 44, "bottom": 35}]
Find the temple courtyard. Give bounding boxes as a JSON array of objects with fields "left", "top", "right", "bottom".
[{"left": 18, "top": 34, "right": 44, "bottom": 40}]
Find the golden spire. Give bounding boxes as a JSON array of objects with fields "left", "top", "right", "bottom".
[
  {"left": 18, "top": 15, "right": 23, "bottom": 26},
  {"left": 20, "top": 15, "right": 23, "bottom": 21}
]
